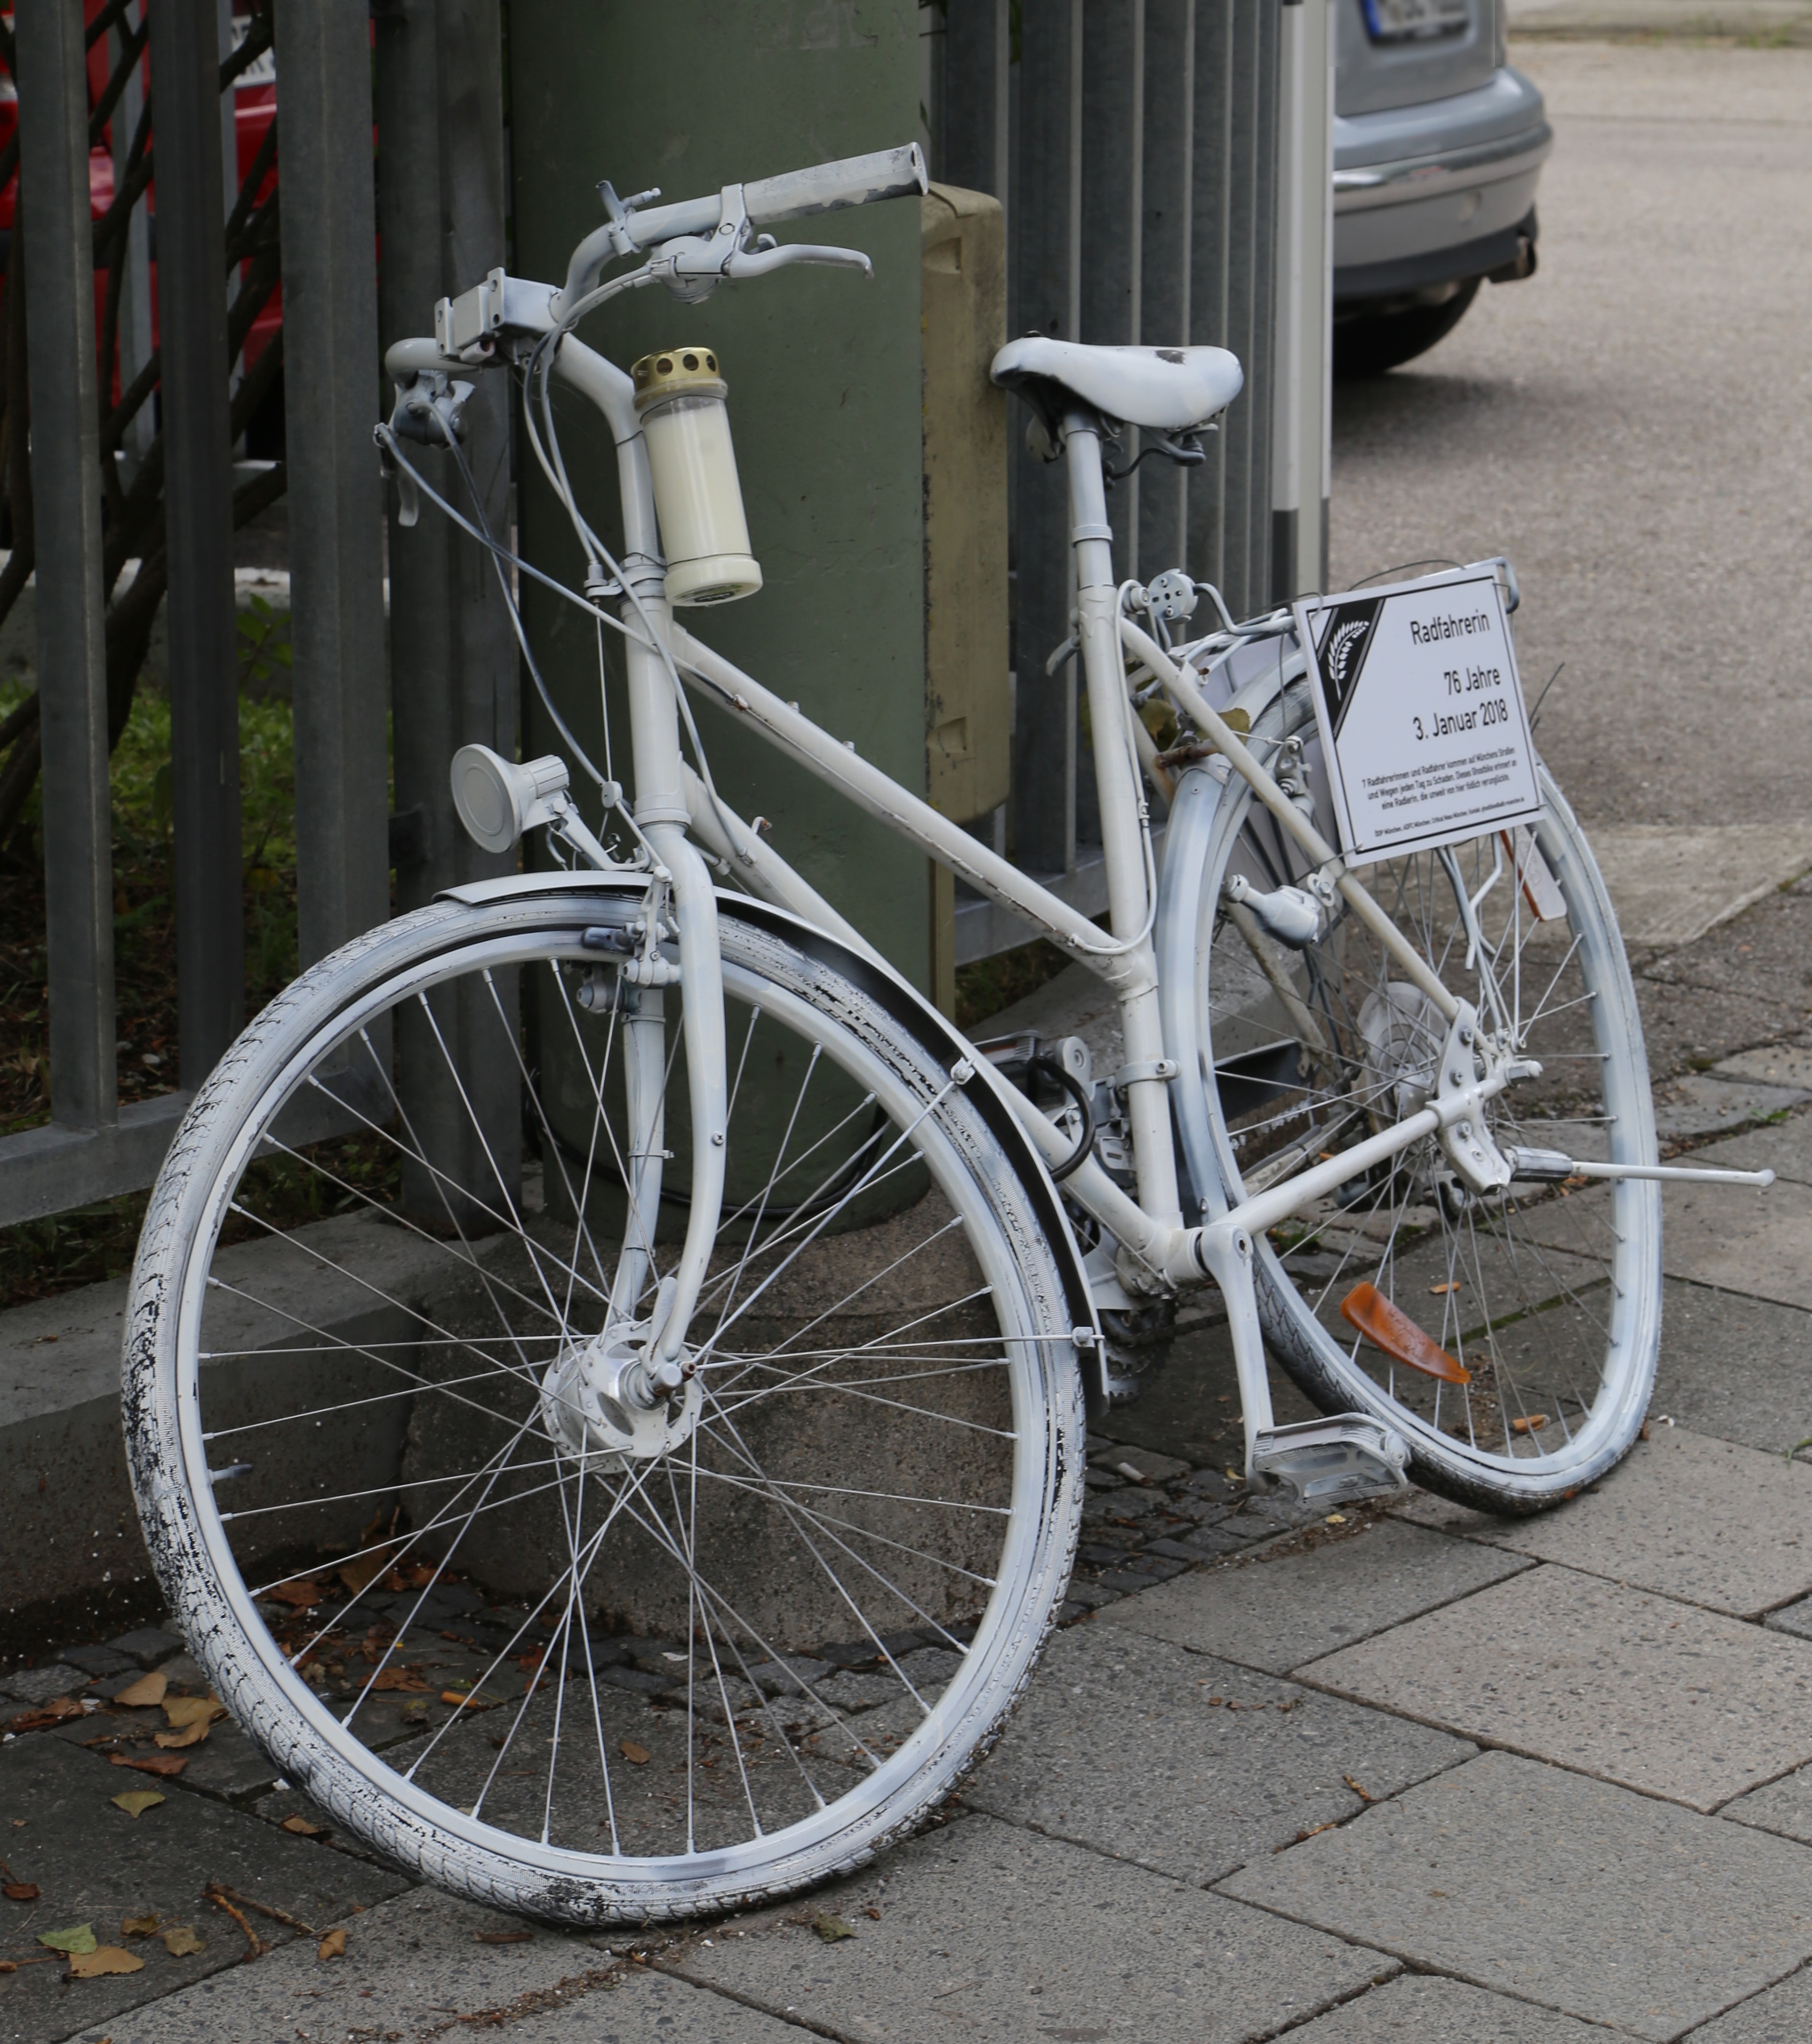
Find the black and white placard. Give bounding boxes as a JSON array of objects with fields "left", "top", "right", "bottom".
[{"left": 1297, "top": 570, "right": 1542, "bottom": 863}]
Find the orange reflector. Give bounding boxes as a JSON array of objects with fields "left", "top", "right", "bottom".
[{"left": 1340, "top": 1281, "right": 1470, "bottom": 1386}]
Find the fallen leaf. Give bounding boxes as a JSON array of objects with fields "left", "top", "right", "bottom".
[
  {"left": 112, "top": 1670, "right": 168, "bottom": 1710},
  {"left": 268, "top": 1578, "right": 325, "bottom": 1609},
  {"left": 110, "top": 1752, "right": 188, "bottom": 1778},
  {"left": 38, "top": 1923, "right": 99, "bottom": 1955},
  {"left": 1324, "top": 1513, "right": 1346, "bottom": 1525},
  {"left": 154, "top": 1720, "right": 212, "bottom": 1750},
  {"left": 69, "top": 1945, "right": 143, "bottom": 1979},
  {"left": 111, "top": 1791, "right": 165, "bottom": 1819},
  {"left": 337, "top": 1549, "right": 394, "bottom": 1597},
  {"left": 1428, "top": 1280, "right": 1460, "bottom": 1295},
  {"left": 121, "top": 1913, "right": 159, "bottom": 1937},
  {"left": 863, "top": 1906, "right": 882, "bottom": 1920},
  {"left": 4, "top": 1880, "right": 39, "bottom": 1902},
  {"left": 1510, "top": 1413, "right": 1549, "bottom": 1435},
  {"left": 163, "top": 1695, "right": 226, "bottom": 1731},
  {"left": 619, "top": 1739, "right": 651, "bottom": 1765},
  {"left": 9, "top": 1696, "right": 85, "bottom": 1732},
  {"left": 317, "top": 1927, "right": 347, "bottom": 1960},
  {"left": 813, "top": 1914, "right": 857, "bottom": 1943},
  {"left": 365, "top": 1668, "right": 428, "bottom": 1693},
  {"left": 280, "top": 1815, "right": 327, "bottom": 1836},
  {"left": 473, "top": 1931, "right": 533, "bottom": 1944},
  {"left": 162, "top": 1924, "right": 205, "bottom": 1957}
]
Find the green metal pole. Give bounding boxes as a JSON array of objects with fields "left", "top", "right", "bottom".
[{"left": 507, "top": 1, "right": 930, "bottom": 990}]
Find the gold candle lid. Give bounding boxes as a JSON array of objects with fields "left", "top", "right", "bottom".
[{"left": 631, "top": 347, "right": 726, "bottom": 410}]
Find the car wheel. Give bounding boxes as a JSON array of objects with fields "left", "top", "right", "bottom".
[{"left": 1333, "top": 278, "right": 1480, "bottom": 379}]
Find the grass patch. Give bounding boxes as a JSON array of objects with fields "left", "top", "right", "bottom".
[
  {"left": 954, "top": 934, "right": 1077, "bottom": 1032},
  {"left": 0, "top": 665, "right": 333, "bottom": 1308}
]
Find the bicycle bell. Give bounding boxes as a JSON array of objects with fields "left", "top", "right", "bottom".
[{"left": 631, "top": 346, "right": 763, "bottom": 606}]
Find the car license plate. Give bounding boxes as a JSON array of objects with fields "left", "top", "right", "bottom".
[{"left": 1360, "top": 0, "right": 1469, "bottom": 42}]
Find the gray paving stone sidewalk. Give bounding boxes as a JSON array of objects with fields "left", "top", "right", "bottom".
[
  {"left": 9, "top": 1143, "right": 1812, "bottom": 2042},
  {"left": 9, "top": 964, "right": 1812, "bottom": 2039}
]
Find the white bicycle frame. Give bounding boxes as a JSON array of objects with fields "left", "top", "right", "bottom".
[{"left": 388, "top": 152, "right": 1770, "bottom": 1482}]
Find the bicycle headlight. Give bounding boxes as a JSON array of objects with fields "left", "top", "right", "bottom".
[{"left": 631, "top": 347, "right": 763, "bottom": 606}]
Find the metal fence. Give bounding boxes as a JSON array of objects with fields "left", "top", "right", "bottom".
[
  {"left": 0, "top": 0, "right": 512, "bottom": 1231},
  {"left": 924, "top": 0, "right": 1328, "bottom": 964},
  {"left": 1, "top": 0, "right": 1328, "bottom": 1225}
]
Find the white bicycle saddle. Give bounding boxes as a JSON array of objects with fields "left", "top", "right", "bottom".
[{"left": 991, "top": 335, "right": 1244, "bottom": 434}]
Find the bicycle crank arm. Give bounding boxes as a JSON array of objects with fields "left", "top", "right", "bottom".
[{"left": 1506, "top": 1148, "right": 1777, "bottom": 1189}]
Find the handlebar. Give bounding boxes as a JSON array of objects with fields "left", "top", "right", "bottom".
[{"left": 556, "top": 143, "right": 928, "bottom": 319}]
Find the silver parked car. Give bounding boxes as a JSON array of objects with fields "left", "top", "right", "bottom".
[{"left": 1333, "top": 0, "right": 1551, "bottom": 375}]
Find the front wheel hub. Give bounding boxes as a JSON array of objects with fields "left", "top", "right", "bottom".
[{"left": 540, "top": 1323, "right": 702, "bottom": 1470}]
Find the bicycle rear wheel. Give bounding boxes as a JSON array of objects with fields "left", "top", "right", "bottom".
[
  {"left": 126, "top": 888, "right": 1084, "bottom": 1921},
  {"left": 1169, "top": 679, "right": 1661, "bottom": 1512}
]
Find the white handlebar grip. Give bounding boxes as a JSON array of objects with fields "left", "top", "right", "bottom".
[{"left": 743, "top": 144, "right": 928, "bottom": 226}]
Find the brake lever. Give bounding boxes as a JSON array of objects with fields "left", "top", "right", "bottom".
[
  {"left": 648, "top": 179, "right": 874, "bottom": 301},
  {"left": 723, "top": 242, "right": 872, "bottom": 282}
]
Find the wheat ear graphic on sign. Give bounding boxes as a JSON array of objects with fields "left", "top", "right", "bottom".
[{"left": 1327, "top": 619, "right": 1369, "bottom": 687}]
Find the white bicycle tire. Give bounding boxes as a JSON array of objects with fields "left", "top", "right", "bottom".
[
  {"left": 1167, "top": 681, "right": 1661, "bottom": 1512},
  {"left": 125, "top": 889, "right": 1085, "bottom": 1922}
]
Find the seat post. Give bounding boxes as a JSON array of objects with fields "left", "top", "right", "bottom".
[
  {"left": 1063, "top": 410, "right": 1145, "bottom": 944},
  {"left": 1062, "top": 409, "right": 1184, "bottom": 1233}
]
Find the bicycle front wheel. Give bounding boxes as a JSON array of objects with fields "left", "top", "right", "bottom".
[
  {"left": 126, "top": 888, "right": 1084, "bottom": 1922},
  {"left": 1170, "top": 680, "right": 1661, "bottom": 1511}
]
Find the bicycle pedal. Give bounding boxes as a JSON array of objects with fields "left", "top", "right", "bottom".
[{"left": 1250, "top": 1415, "right": 1410, "bottom": 1507}]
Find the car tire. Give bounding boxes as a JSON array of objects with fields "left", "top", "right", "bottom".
[{"left": 1333, "top": 278, "right": 1480, "bottom": 378}]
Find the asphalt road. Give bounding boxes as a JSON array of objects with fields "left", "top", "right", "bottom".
[{"left": 1329, "top": 40, "right": 1812, "bottom": 830}]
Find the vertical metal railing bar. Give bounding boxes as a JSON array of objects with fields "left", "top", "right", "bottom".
[
  {"left": 376, "top": 0, "right": 519, "bottom": 1232},
  {"left": 1075, "top": 0, "right": 1141, "bottom": 856},
  {"left": 1225, "top": 0, "right": 1256, "bottom": 617},
  {"left": 15, "top": 0, "right": 118, "bottom": 1138},
  {"left": 1125, "top": 0, "right": 1146, "bottom": 582},
  {"left": 1272, "top": 0, "right": 1305, "bottom": 601},
  {"left": 272, "top": 0, "right": 390, "bottom": 974},
  {"left": 1066, "top": 0, "right": 1084, "bottom": 348},
  {"left": 112, "top": 3, "right": 156, "bottom": 473},
  {"left": 149, "top": 0, "right": 247, "bottom": 1090},
  {"left": 1224, "top": 0, "right": 1266, "bottom": 616},
  {"left": 994, "top": 0, "right": 1011, "bottom": 233},
  {"left": 213, "top": 0, "right": 236, "bottom": 224},
  {"left": 939, "top": 0, "right": 1283, "bottom": 958},
  {"left": 1135, "top": 0, "right": 1176, "bottom": 581},
  {"left": 940, "top": 0, "right": 1004, "bottom": 199},
  {"left": 1251, "top": 0, "right": 1281, "bottom": 615},
  {"left": 1185, "top": 0, "right": 1235, "bottom": 600},
  {"left": 1134, "top": 0, "right": 1196, "bottom": 582},
  {"left": 1008, "top": 0, "right": 1080, "bottom": 880}
]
